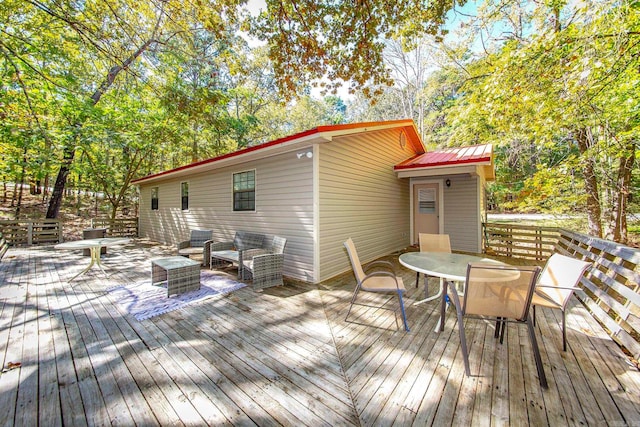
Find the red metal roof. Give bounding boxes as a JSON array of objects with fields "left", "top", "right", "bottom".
[
  {"left": 133, "top": 119, "right": 423, "bottom": 184},
  {"left": 394, "top": 144, "right": 493, "bottom": 170}
]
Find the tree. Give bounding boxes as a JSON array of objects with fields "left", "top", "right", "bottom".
[
  {"left": 421, "top": 0, "right": 639, "bottom": 241},
  {"left": 2, "top": 0, "right": 245, "bottom": 218},
  {"left": 251, "top": 0, "right": 461, "bottom": 98}
]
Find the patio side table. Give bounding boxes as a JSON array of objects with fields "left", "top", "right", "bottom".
[{"left": 151, "top": 256, "right": 201, "bottom": 297}]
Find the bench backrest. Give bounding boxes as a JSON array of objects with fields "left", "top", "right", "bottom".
[
  {"left": 267, "top": 236, "right": 287, "bottom": 254},
  {"left": 190, "top": 230, "right": 212, "bottom": 247},
  {"left": 234, "top": 231, "right": 265, "bottom": 250}
]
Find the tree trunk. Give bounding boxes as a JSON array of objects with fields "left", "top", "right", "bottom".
[
  {"left": 15, "top": 146, "right": 28, "bottom": 219},
  {"left": 46, "top": 146, "right": 75, "bottom": 218},
  {"left": 45, "top": 39, "right": 156, "bottom": 218},
  {"left": 574, "top": 128, "right": 602, "bottom": 237},
  {"left": 608, "top": 142, "right": 635, "bottom": 243}
]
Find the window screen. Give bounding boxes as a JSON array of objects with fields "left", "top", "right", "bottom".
[
  {"left": 151, "top": 187, "right": 159, "bottom": 210},
  {"left": 233, "top": 170, "right": 255, "bottom": 211},
  {"left": 181, "top": 182, "right": 189, "bottom": 210}
]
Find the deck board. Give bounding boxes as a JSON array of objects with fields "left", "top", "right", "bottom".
[{"left": 1, "top": 241, "right": 639, "bottom": 426}]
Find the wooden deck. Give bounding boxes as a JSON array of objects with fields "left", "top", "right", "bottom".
[{"left": 1, "top": 240, "right": 639, "bottom": 426}]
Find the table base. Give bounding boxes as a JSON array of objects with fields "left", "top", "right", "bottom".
[
  {"left": 70, "top": 246, "right": 107, "bottom": 282},
  {"left": 152, "top": 257, "right": 201, "bottom": 297}
]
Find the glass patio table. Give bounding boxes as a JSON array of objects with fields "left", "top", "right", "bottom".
[{"left": 399, "top": 251, "right": 506, "bottom": 331}]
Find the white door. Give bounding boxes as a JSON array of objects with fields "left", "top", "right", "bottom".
[{"left": 413, "top": 183, "right": 440, "bottom": 243}]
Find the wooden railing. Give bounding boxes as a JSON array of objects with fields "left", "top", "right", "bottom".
[
  {"left": 556, "top": 229, "right": 640, "bottom": 361},
  {"left": 483, "top": 222, "right": 640, "bottom": 361},
  {"left": 91, "top": 218, "right": 138, "bottom": 237},
  {"left": 483, "top": 222, "right": 560, "bottom": 261},
  {"left": 0, "top": 219, "right": 63, "bottom": 246}
]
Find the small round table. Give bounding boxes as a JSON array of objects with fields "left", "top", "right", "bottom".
[
  {"left": 399, "top": 252, "right": 505, "bottom": 331},
  {"left": 55, "top": 237, "right": 131, "bottom": 281}
]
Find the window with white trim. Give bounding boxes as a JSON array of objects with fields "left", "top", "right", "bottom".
[{"left": 233, "top": 170, "right": 255, "bottom": 211}]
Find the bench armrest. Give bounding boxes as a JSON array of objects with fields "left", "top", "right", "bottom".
[
  {"left": 243, "top": 248, "right": 270, "bottom": 259},
  {"left": 210, "top": 241, "right": 234, "bottom": 251},
  {"left": 203, "top": 240, "right": 214, "bottom": 267},
  {"left": 250, "top": 253, "right": 284, "bottom": 271},
  {"left": 177, "top": 240, "right": 191, "bottom": 250}
]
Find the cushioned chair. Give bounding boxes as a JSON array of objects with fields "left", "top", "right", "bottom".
[
  {"left": 531, "top": 253, "right": 592, "bottom": 351},
  {"left": 242, "top": 236, "right": 287, "bottom": 290},
  {"left": 416, "top": 233, "right": 452, "bottom": 300},
  {"left": 177, "top": 229, "right": 213, "bottom": 266},
  {"left": 449, "top": 262, "right": 547, "bottom": 388},
  {"left": 343, "top": 238, "right": 409, "bottom": 332}
]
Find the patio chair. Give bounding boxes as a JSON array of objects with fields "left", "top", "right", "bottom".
[
  {"left": 242, "top": 236, "right": 287, "bottom": 290},
  {"left": 531, "top": 253, "right": 592, "bottom": 351},
  {"left": 416, "top": 233, "right": 452, "bottom": 299},
  {"left": 343, "top": 238, "right": 409, "bottom": 332},
  {"left": 448, "top": 262, "right": 547, "bottom": 388},
  {"left": 177, "top": 229, "right": 213, "bottom": 267}
]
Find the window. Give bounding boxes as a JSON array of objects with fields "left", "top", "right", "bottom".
[
  {"left": 233, "top": 170, "right": 255, "bottom": 211},
  {"left": 418, "top": 188, "right": 436, "bottom": 214},
  {"left": 151, "top": 187, "right": 159, "bottom": 210},
  {"left": 181, "top": 182, "right": 189, "bottom": 210}
]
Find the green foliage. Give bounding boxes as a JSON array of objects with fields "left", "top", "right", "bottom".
[
  {"left": 403, "top": 0, "right": 639, "bottom": 241},
  {"left": 251, "top": 0, "right": 458, "bottom": 98},
  {"left": 0, "top": 0, "right": 352, "bottom": 218}
]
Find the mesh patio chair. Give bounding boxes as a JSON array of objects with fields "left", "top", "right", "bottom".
[
  {"left": 416, "top": 233, "right": 452, "bottom": 300},
  {"left": 531, "top": 253, "right": 592, "bottom": 351},
  {"left": 344, "top": 238, "right": 409, "bottom": 332},
  {"left": 448, "top": 262, "right": 547, "bottom": 388}
]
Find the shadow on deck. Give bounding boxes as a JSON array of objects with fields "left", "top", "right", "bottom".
[{"left": 0, "top": 239, "right": 638, "bottom": 426}]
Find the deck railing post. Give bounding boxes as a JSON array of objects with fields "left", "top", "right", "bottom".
[{"left": 27, "top": 221, "right": 33, "bottom": 245}]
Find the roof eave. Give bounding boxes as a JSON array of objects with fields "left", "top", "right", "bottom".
[
  {"left": 395, "top": 162, "right": 495, "bottom": 180},
  {"left": 133, "top": 119, "right": 425, "bottom": 185},
  {"left": 132, "top": 133, "right": 331, "bottom": 185}
]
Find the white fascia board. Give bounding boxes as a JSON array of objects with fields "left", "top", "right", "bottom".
[
  {"left": 396, "top": 164, "right": 481, "bottom": 179},
  {"left": 321, "top": 121, "right": 415, "bottom": 140}
]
